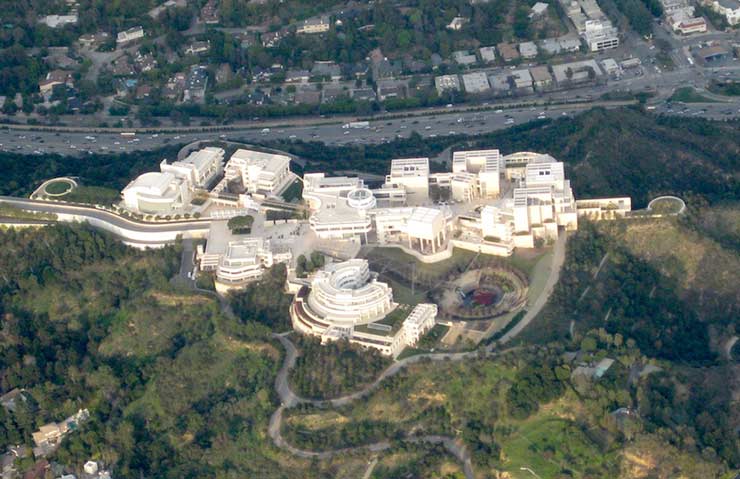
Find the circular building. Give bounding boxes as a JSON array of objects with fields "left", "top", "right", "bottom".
[
  {"left": 346, "top": 187, "right": 377, "bottom": 213},
  {"left": 291, "top": 259, "right": 395, "bottom": 336}
]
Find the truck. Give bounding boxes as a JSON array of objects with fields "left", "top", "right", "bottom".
[
  {"left": 120, "top": 132, "right": 136, "bottom": 137},
  {"left": 342, "top": 121, "right": 369, "bottom": 129}
]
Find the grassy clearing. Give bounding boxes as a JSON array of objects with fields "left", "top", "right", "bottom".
[
  {"left": 63, "top": 185, "right": 121, "bottom": 205},
  {"left": 280, "top": 178, "right": 304, "bottom": 203},
  {"left": 44, "top": 180, "right": 73, "bottom": 195},
  {"left": 501, "top": 413, "right": 616, "bottom": 478},
  {"left": 669, "top": 87, "right": 717, "bottom": 103}
]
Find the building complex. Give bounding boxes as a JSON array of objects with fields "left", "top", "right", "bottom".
[{"left": 112, "top": 143, "right": 629, "bottom": 357}]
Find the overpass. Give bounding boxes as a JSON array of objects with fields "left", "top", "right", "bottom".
[{"left": 0, "top": 197, "right": 213, "bottom": 247}]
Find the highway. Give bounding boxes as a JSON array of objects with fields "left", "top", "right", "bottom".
[{"left": 0, "top": 96, "right": 737, "bottom": 158}]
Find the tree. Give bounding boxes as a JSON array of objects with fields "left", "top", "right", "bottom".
[{"left": 226, "top": 215, "right": 254, "bottom": 233}]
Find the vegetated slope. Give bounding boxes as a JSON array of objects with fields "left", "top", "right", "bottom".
[
  {"left": 274, "top": 107, "right": 739, "bottom": 208},
  {"left": 0, "top": 145, "right": 182, "bottom": 197},
  {"left": 0, "top": 225, "right": 318, "bottom": 479}
]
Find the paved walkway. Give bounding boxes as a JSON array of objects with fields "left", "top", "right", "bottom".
[{"left": 495, "top": 232, "right": 567, "bottom": 345}]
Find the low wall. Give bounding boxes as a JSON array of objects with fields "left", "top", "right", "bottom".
[{"left": 451, "top": 239, "right": 513, "bottom": 257}]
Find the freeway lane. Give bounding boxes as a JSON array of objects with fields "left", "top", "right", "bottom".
[{"left": 1, "top": 98, "right": 737, "bottom": 158}]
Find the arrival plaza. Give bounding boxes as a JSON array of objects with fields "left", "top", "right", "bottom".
[{"left": 42, "top": 144, "right": 631, "bottom": 357}]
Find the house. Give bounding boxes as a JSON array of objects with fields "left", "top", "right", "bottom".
[
  {"left": 376, "top": 79, "right": 408, "bottom": 101},
  {"left": 479, "top": 46, "right": 497, "bottom": 63},
  {"left": 530, "top": 2, "right": 549, "bottom": 17},
  {"left": 344, "top": 62, "right": 369, "bottom": 79},
  {"left": 488, "top": 73, "right": 511, "bottom": 95},
  {"left": 261, "top": 30, "right": 286, "bottom": 48},
  {"left": 670, "top": 15, "right": 708, "bottom": 34},
  {"left": 296, "top": 15, "right": 330, "bottom": 34},
  {"left": 434, "top": 75, "right": 461, "bottom": 94},
  {"left": 695, "top": 45, "right": 730, "bottom": 63},
  {"left": 134, "top": 53, "right": 157, "bottom": 72},
  {"left": 148, "top": 0, "right": 186, "bottom": 18},
  {"left": 372, "top": 59, "right": 403, "bottom": 79},
  {"left": 519, "top": 41, "right": 538, "bottom": 59},
  {"left": 39, "top": 14, "right": 78, "bottom": 28},
  {"left": 551, "top": 59, "right": 603, "bottom": 85},
  {"left": 78, "top": 32, "right": 109, "bottom": 48},
  {"left": 600, "top": 58, "right": 621, "bottom": 76},
  {"left": 497, "top": 42, "right": 520, "bottom": 62},
  {"left": 184, "top": 66, "right": 209, "bottom": 103},
  {"left": 216, "top": 64, "right": 233, "bottom": 84},
  {"left": 529, "top": 65, "right": 553, "bottom": 90},
  {"left": 135, "top": 85, "right": 152, "bottom": 99},
  {"left": 39, "top": 70, "right": 73, "bottom": 95},
  {"left": 447, "top": 16, "right": 467, "bottom": 30},
  {"left": 111, "top": 58, "right": 136, "bottom": 77},
  {"left": 0, "top": 388, "right": 26, "bottom": 412},
  {"left": 163, "top": 73, "right": 185, "bottom": 99},
  {"left": 116, "top": 26, "right": 144, "bottom": 47},
  {"left": 294, "top": 88, "right": 321, "bottom": 105},
  {"left": 430, "top": 53, "right": 444, "bottom": 69},
  {"left": 185, "top": 41, "right": 210, "bottom": 56},
  {"left": 559, "top": 37, "right": 583, "bottom": 52},
  {"left": 462, "top": 72, "right": 490, "bottom": 93},
  {"left": 452, "top": 50, "right": 477, "bottom": 66},
  {"left": 510, "top": 69, "right": 534, "bottom": 94},
  {"left": 311, "top": 61, "right": 342, "bottom": 81},
  {"left": 200, "top": 0, "right": 219, "bottom": 24},
  {"left": 285, "top": 69, "right": 310, "bottom": 83},
  {"left": 351, "top": 87, "right": 376, "bottom": 101},
  {"left": 320, "top": 85, "right": 346, "bottom": 103}
]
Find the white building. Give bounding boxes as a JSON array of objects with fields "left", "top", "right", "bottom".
[
  {"left": 462, "top": 72, "right": 490, "bottom": 93},
  {"left": 451, "top": 149, "right": 501, "bottom": 198},
  {"left": 198, "top": 221, "right": 292, "bottom": 287},
  {"left": 296, "top": 16, "right": 331, "bottom": 34},
  {"left": 116, "top": 26, "right": 145, "bottom": 46},
  {"left": 583, "top": 20, "right": 619, "bottom": 52},
  {"left": 121, "top": 147, "right": 224, "bottom": 213},
  {"left": 385, "top": 158, "right": 430, "bottom": 205},
  {"left": 530, "top": 2, "right": 550, "bottom": 17},
  {"left": 290, "top": 259, "right": 437, "bottom": 357},
  {"left": 519, "top": 41, "right": 539, "bottom": 59},
  {"left": 373, "top": 206, "right": 452, "bottom": 254},
  {"left": 39, "top": 15, "right": 78, "bottom": 28},
  {"left": 121, "top": 171, "right": 192, "bottom": 213},
  {"left": 435, "top": 75, "right": 461, "bottom": 94},
  {"left": 225, "top": 149, "right": 291, "bottom": 196},
  {"left": 162, "top": 147, "right": 225, "bottom": 188},
  {"left": 707, "top": 0, "right": 740, "bottom": 25},
  {"left": 303, "top": 173, "right": 374, "bottom": 241}
]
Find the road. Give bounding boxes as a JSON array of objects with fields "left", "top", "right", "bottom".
[
  {"left": 268, "top": 332, "right": 481, "bottom": 477},
  {"left": 496, "top": 232, "right": 567, "bottom": 345}
]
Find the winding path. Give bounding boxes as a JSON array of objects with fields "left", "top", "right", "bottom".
[
  {"left": 495, "top": 232, "right": 567, "bottom": 345},
  {"left": 266, "top": 233, "right": 568, "bottom": 477},
  {"left": 268, "top": 332, "right": 484, "bottom": 476}
]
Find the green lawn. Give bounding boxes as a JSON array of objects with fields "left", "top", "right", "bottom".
[
  {"left": 281, "top": 178, "right": 304, "bottom": 203},
  {"left": 44, "top": 180, "right": 73, "bottom": 195},
  {"left": 64, "top": 186, "right": 121, "bottom": 206},
  {"left": 501, "top": 415, "right": 616, "bottom": 478}
]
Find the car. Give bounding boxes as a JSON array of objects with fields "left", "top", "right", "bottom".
[
  {"left": 495, "top": 109, "right": 503, "bottom": 113},
  {"left": 537, "top": 114, "right": 546, "bottom": 120},
  {"left": 505, "top": 118, "right": 515, "bottom": 124},
  {"left": 289, "top": 135, "right": 297, "bottom": 139}
]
